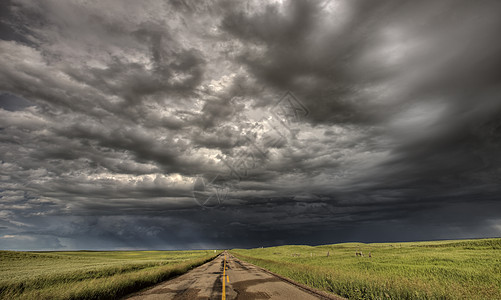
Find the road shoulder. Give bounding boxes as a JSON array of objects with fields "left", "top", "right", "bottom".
[{"left": 230, "top": 254, "right": 346, "bottom": 300}]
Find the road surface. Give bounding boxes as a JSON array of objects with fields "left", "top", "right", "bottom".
[{"left": 125, "top": 252, "right": 342, "bottom": 300}]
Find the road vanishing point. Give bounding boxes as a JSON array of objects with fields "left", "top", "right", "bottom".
[{"left": 125, "top": 252, "right": 344, "bottom": 300}]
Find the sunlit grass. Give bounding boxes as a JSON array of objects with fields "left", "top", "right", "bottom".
[
  {"left": 0, "top": 249, "right": 220, "bottom": 299},
  {"left": 231, "top": 238, "right": 501, "bottom": 299}
]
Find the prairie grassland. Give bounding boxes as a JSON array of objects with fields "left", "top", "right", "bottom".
[
  {"left": 231, "top": 238, "right": 501, "bottom": 300},
  {"left": 0, "top": 249, "right": 219, "bottom": 299}
]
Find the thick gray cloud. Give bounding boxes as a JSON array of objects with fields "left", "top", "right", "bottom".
[{"left": 1, "top": 0, "right": 500, "bottom": 250}]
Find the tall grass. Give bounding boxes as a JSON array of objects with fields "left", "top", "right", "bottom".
[
  {"left": 231, "top": 238, "right": 501, "bottom": 299},
  {"left": 0, "top": 250, "right": 220, "bottom": 299}
]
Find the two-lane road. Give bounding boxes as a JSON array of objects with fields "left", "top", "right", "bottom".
[{"left": 126, "top": 252, "right": 342, "bottom": 300}]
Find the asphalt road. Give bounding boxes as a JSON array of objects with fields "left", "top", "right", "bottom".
[{"left": 125, "top": 252, "right": 342, "bottom": 300}]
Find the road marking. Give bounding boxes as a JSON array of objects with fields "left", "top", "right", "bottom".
[
  {"left": 222, "top": 254, "right": 226, "bottom": 300},
  {"left": 227, "top": 275, "right": 230, "bottom": 283}
]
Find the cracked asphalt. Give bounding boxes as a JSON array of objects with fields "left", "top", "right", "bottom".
[{"left": 125, "top": 252, "right": 332, "bottom": 300}]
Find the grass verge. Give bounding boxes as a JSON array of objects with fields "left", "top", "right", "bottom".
[
  {"left": 231, "top": 238, "right": 501, "bottom": 299},
  {"left": 0, "top": 250, "right": 219, "bottom": 300}
]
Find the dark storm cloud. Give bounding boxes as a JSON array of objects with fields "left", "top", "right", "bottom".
[
  {"left": 0, "top": 93, "right": 33, "bottom": 112},
  {"left": 1, "top": 0, "right": 501, "bottom": 250}
]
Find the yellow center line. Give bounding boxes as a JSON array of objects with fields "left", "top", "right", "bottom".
[{"left": 222, "top": 253, "right": 226, "bottom": 300}]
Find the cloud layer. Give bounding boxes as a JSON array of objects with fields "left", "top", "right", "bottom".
[{"left": 1, "top": 0, "right": 501, "bottom": 250}]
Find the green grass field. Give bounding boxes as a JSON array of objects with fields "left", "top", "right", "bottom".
[
  {"left": 231, "top": 238, "right": 501, "bottom": 300},
  {"left": 0, "top": 249, "right": 219, "bottom": 300}
]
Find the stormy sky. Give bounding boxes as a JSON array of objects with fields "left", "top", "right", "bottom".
[{"left": 1, "top": 0, "right": 501, "bottom": 250}]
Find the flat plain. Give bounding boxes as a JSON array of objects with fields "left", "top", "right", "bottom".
[
  {"left": 2, "top": 238, "right": 500, "bottom": 299},
  {"left": 231, "top": 238, "right": 501, "bottom": 299},
  {"left": 0, "top": 249, "right": 218, "bottom": 299}
]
